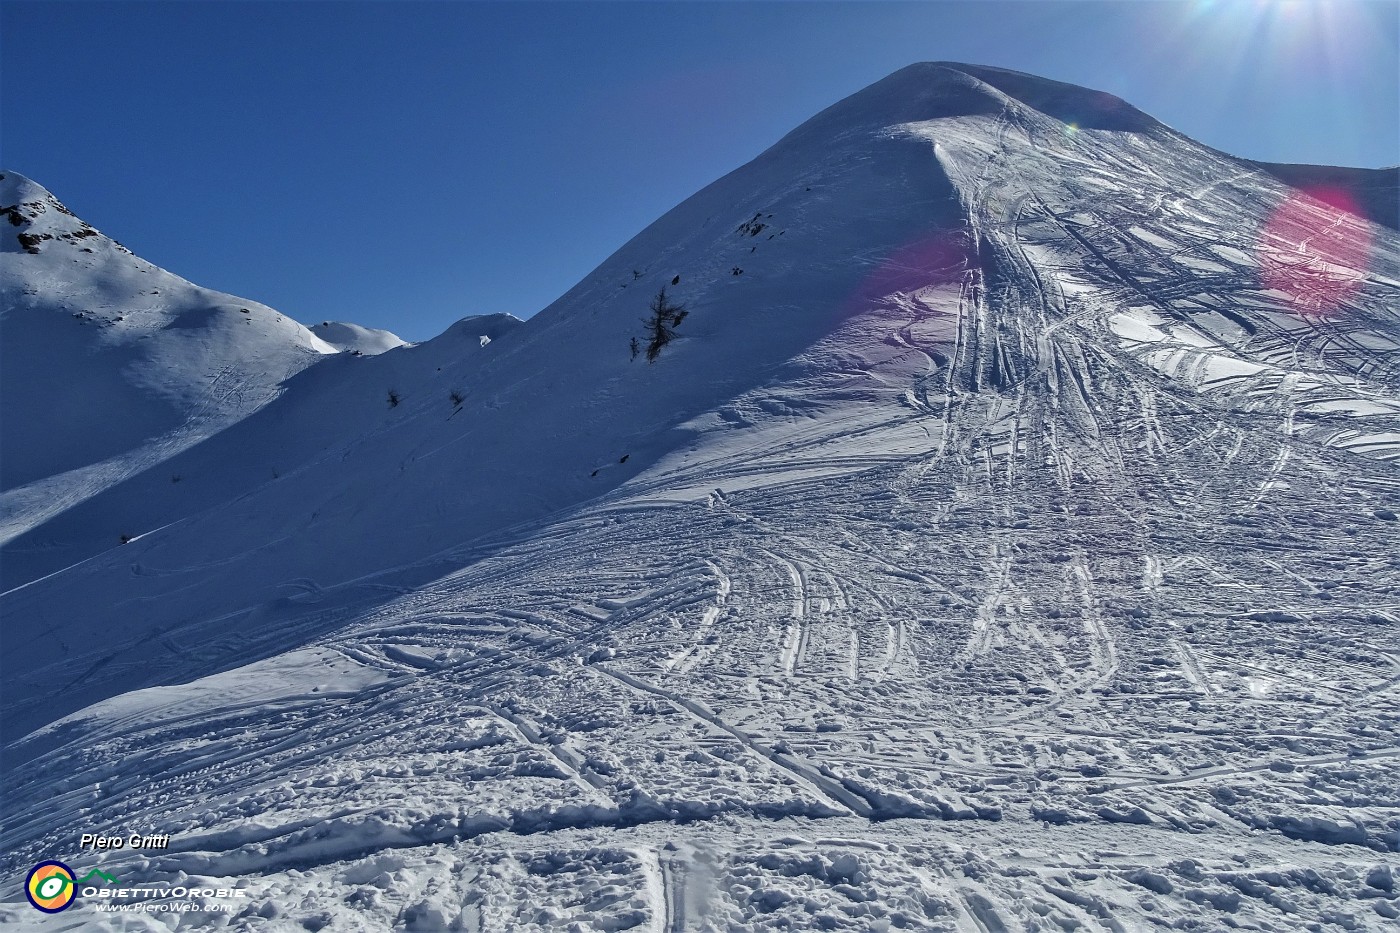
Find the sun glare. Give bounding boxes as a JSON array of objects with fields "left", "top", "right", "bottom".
[{"left": 1154, "top": 0, "right": 1388, "bottom": 165}]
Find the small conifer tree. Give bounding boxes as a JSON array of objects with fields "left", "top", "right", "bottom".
[{"left": 643, "top": 286, "right": 687, "bottom": 362}]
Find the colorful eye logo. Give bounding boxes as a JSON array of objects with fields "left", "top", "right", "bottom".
[{"left": 26, "top": 861, "right": 77, "bottom": 913}]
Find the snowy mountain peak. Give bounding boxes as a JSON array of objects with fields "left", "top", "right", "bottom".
[
  {"left": 0, "top": 169, "right": 125, "bottom": 256},
  {"left": 930, "top": 62, "right": 1159, "bottom": 131},
  {"left": 776, "top": 61, "right": 1160, "bottom": 153},
  {"left": 0, "top": 170, "right": 338, "bottom": 524},
  {"left": 0, "top": 169, "right": 58, "bottom": 208}
]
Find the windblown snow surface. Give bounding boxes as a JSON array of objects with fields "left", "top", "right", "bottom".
[{"left": 3, "top": 63, "right": 1399, "bottom": 931}]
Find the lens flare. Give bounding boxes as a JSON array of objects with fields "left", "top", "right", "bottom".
[
  {"left": 1256, "top": 185, "right": 1371, "bottom": 318},
  {"left": 854, "top": 231, "right": 975, "bottom": 306}
]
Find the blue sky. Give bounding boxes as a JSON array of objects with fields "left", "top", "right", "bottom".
[{"left": 3, "top": 1, "right": 1395, "bottom": 341}]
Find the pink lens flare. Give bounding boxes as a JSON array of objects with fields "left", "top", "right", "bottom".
[
  {"left": 849, "top": 230, "right": 979, "bottom": 311},
  {"left": 1256, "top": 185, "right": 1372, "bottom": 318}
]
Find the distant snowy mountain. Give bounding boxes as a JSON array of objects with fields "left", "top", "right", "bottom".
[
  {"left": 310, "top": 320, "right": 410, "bottom": 355},
  {"left": 3, "top": 64, "right": 1398, "bottom": 932},
  {"left": 0, "top": 171, "right": 338, "bottom": 537}
]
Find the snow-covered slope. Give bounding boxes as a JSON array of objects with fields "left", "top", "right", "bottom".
[
  {"left": 3, "top": 65, "right": 1399, "bottom": 932},
  {"left": 1, "top": 312, "right": 523, "bottom": 590},
  {"left": 310, "top": 319, "right": 411, "bottom": 354},
  {"left": 0, "top": 171, "right": 337, "bottom": 535}
]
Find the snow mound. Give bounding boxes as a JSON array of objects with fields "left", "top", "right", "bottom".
[
  {"left": 440, "top": 312, "right": 524, "bottom": 347},
  {"left": 310, "top": 320, "right": 410, "bottom": 355}
]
